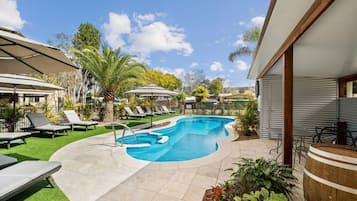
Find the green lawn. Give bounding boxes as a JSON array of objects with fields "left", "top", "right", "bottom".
[{"left": 0, "top": 113, "right": 179, "bottom": 201}]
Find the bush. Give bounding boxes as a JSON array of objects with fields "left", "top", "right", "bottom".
[
  {"left": 0, "top": 104, "right": 22, "bottom": 132},
  {"left": 236, "top": 101, "right": 258, "bottom": 135},
  {"left": 219, "top": 158, "right": 296, "bottom": 201},
  {"left": 234, "top": 188, "right": 288, "bottom": 201},
  {"left": 81, "top": 104, "right": 93, "bottom": 121},
  {"left": 63, "top": 96, "right": 75, "bottom": 110}
]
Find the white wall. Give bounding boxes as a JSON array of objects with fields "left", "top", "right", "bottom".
[
  {"left": 339, "top": 98, "right": 357, "bottom": 144},
  {"left": 259, "top": 76, "right": 337, "bottom": 141}
]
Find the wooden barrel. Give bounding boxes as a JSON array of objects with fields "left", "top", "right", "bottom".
[{"left": 303, "top": 144, "right": 357, "bottom": 201}]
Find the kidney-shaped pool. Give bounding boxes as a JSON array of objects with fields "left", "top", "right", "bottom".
[{"left": 117, "top": 116, "right": 234, "bottom": 162}]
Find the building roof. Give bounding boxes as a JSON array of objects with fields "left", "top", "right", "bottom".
[{"left": 248, "top": 0, "right": 357, "bottom": 80}]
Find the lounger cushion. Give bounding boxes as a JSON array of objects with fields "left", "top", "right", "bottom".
[
  {"left": 35, "top": 125, "right": 70, "bottom": 132},
  {"left": 0, "top": 161, "right": 61, "bottom": 200},
  {"left": 64, "top": 110, "right": 98, "bottom": 127},
  {"left": 0, "top": 132, "right": 31, "bottom": 141},
  {"left": 0, "top": 155, "right": 17, "bottom": 169},
  {"left": 26, "top": 113, "right": 50, "bottom": 127}
]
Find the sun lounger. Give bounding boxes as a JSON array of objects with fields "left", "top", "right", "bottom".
[
  {"left": 63, "top": 110, "right": 97, "bottom": 131},
  {"left": 0, "top": 155, "right": 17, "bottom": 169},
  {"left": 0, "top": 132, "right": 31, "bottom": 149},
  {"left": 145, "top": 106, "right": 161, "bottom": 115},
  {"left": 161, "top": 105, "right": 175, "bottom": 114},
  {"left": 124, "top": 107, "right": 146, "bottom": 119},
  {"left": 155, "top": 106, "right": 168, "bottom": 114},
  {"left": 26, "top": 113, "right": 70, "bottom": 139},
  {"left": 135, "top": 106, "right": 153, "bottom": 116},
  {"left": 0, "top": 160, "right": 61, "bottom": 201}
]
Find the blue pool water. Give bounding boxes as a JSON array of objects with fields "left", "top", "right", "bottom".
[{"left": 117, "top": 116, "right": 233, "bottom": 162}]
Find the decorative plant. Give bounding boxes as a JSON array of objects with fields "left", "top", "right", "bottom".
[
  {"left": 0, "top": 104, "right": 22, "bottom": 132},
  {"left": 236, "top": 101, "right": 258, "bottom": 135},
  {"left": 234, "top": 188, "right": 288, "bottom": 201},
  {"left": 63, "top": 96, "right": 75, "bottom": 110},
  {"left": 219, "top": 158, "right": 296, "bottom": 201},
  {"left": 81, "top": 104, "right": 93, "bottom": 120}
]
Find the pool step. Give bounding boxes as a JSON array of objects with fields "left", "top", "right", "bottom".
[
  {"left": 158, "top": 136, "right": 169, "bottom": 144},
  {"left": 148, "top": 132, "right": 162, "bottom": 136},
  {"left": 125, "top": 143, "right": 151, "bottom": 148}
]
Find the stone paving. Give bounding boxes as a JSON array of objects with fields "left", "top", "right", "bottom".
[{"left": 51, "top": 116, "right": 305, "bottom": 201}]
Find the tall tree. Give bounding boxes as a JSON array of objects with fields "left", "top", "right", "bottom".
[
  {"left": 72, "top": 23, "right": 101, "bottom": 50},
  {"left": 229, "top": 27, "right": 261, "bottom": 62},
  {"left": 72, "top": 23, "right": 101, "bottom": 104},
  {"left": 143, "top": 69, "right": 182, "bottom": 90},
  {"left": 209, "top": 78, "right": 224, "bottom": 98},
  {"left": 74, "top": 46, "right": 147, "bottom": 122},
  {"left": 183, "top": 69, "right": 206, "bottom": 94}
]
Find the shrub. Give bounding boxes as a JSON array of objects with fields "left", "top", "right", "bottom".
[
  {"left": 0, "top": 104, "right": 22, "bottom": 132},
  {"left": 236, "top": 101, "right": 258, "bottom": 135},
  {"left": 81, "top": 104, "right": 93, "bottom": 121},
  {"left": 234, "top": 188, "right": 288, "bottom": 201},
  {"left": 219, "top": 158, "right": 296, "bottom": 201},
  {"left": 63, "top": 96, "right": 75, "bottom": 110}
]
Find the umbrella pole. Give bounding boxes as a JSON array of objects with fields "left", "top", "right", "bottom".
[
  {"left": 12, "top": 85, "right": 17, "bottom": 132},
  {"left": 150, "top": 96, "right": 153, "bottom": 128}
]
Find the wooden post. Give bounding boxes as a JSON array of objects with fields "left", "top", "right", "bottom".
[{"left": 283, "top": 46, "right": 293, "bottom": 167}]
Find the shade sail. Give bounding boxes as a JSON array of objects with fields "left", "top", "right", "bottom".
[
  {"left": 0, "top": 26, "right": 78, "bottom": 74},
  {"left": 0, "top": 74, "right": 63, "bottom": 90},
  {"left": 125, "top": 84, "right": 177, "bottom": 97}
]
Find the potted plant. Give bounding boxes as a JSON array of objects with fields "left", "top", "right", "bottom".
[{"left": 202, "top": 158, "right": 297, "bottom": 201}]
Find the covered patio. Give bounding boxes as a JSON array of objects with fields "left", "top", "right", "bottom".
[{"left": 248, "top": 0, "right": 357, "bottom": 166}]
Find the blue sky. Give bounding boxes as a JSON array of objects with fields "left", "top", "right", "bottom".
[{"left": 0, "top": 0, "right": 269, "bottom": 87}]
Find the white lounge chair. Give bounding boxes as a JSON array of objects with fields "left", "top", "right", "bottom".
[
  {"left": 161, "top": 105, "right": 175, "bottom": 114},
  {"left": 124, "top": 107, "right": 146, "bottom": 119},
  {"left": 63, "top": 110, "right": 97, "bottom": 131},
  {"left": 135, "top": 106, "right": 153, "bottom": 116}
]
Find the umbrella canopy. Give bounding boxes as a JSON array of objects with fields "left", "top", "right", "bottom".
[
  {"left": 125, "top": 84, "right": 177, "bottom": 97},
  {"left": 125, "top": 84, "right": 177, "bottom": 128},
  {"left": 0, "top": 26, "right": 78, "bottom": 74},
  {"left": 0, "top": 74, "right": 63, "bottom": 90}
]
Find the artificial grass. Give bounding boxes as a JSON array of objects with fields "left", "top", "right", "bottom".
[{"left": 0, "top": 113, "right": 179, "bottom": 201}]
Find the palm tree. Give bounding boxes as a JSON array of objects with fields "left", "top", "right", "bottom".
[
  {"left": 74, "top": 46, "right": 147, "bottom": 122},
  {"left": 229, "top": 27, "right": 261, "bottom": 62}
]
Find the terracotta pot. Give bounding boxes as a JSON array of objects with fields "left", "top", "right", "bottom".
[{"left": 202, "top": 189, "right": 216, "bottom": 201}]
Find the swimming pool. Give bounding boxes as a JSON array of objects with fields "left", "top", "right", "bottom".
[{"left": 118, "top": 116, "right": 234, "bottom": 162}]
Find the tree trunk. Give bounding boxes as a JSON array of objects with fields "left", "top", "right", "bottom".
[{"left": 103, "top": 91, "right": 114, "bottom": 122}]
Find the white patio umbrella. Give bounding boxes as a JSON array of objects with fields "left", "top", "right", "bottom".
[
  {"left": 0, "top": 74, "right": 63, "bottom": 131},
  {"left": 0, "top": 26, "right": 78, "bottom": 74},
  {"left": 125, "top": 84, "right": 177, "bottom": 127}
]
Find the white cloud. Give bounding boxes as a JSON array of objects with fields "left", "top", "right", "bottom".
[
  {"left": 155, "top": 67, "right": 186, "bottom": 80},
  {"left": 135, "top": 14, "right": 156, "bottom": 23},
  {"left": 234, "top": 34, "right": 248, "bottom": 47},
  {"left": 0, "top": 0, "right": 26, "bottom": 30},
  {"left": 129, "top": 21, "right": 193, "bottom": 56},
  {"left": 190, "top": 62, "right": 199, "bottom": 68},
  {"left": 234, "top": 60, "right": 249, "bottom": 71},
  {"left": 229, "top": 69, "right": 235, "bottom": 73},
  {"left": 251, "top": 16, "right": 265, "bottom": 27},
  {"left": 239, "top": 21, "right": 245, "bottom": 26},
  {"left": 210, "top": 61, "right": 223, "bottom": 72},
  {"left": 103, "top": 13, "right": 131, "bottom": 49}
]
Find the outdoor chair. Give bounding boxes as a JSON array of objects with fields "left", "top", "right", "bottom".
[
  {"left": 0, "top": 155, "right": 17, "bottom": 169},
  {"left": 124, "top": 107, "right": 146, "bottom": 119},
  {"left": 135, "top": 106, "right": 153, "bottom": 116},
  {"left": 0, "top": 160, "right": 61, "bottom": 201},
  {"left": 0, "top": 132, "right": 31, "bottom": 149},
  {"left": 63, "top": 110, "right": 97, "bottom": 131},
  {"left": 26, "top": 113, "right": 70, "bottom": 139},
  {"left": 161, "top": 105, "right": 175, "bottom": 114},
  {"left": 145, "top": 106, "right": 161, "bottom": 115},
  {"left": 155, "top": 106, "right": 168, "bottom": 114}
]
